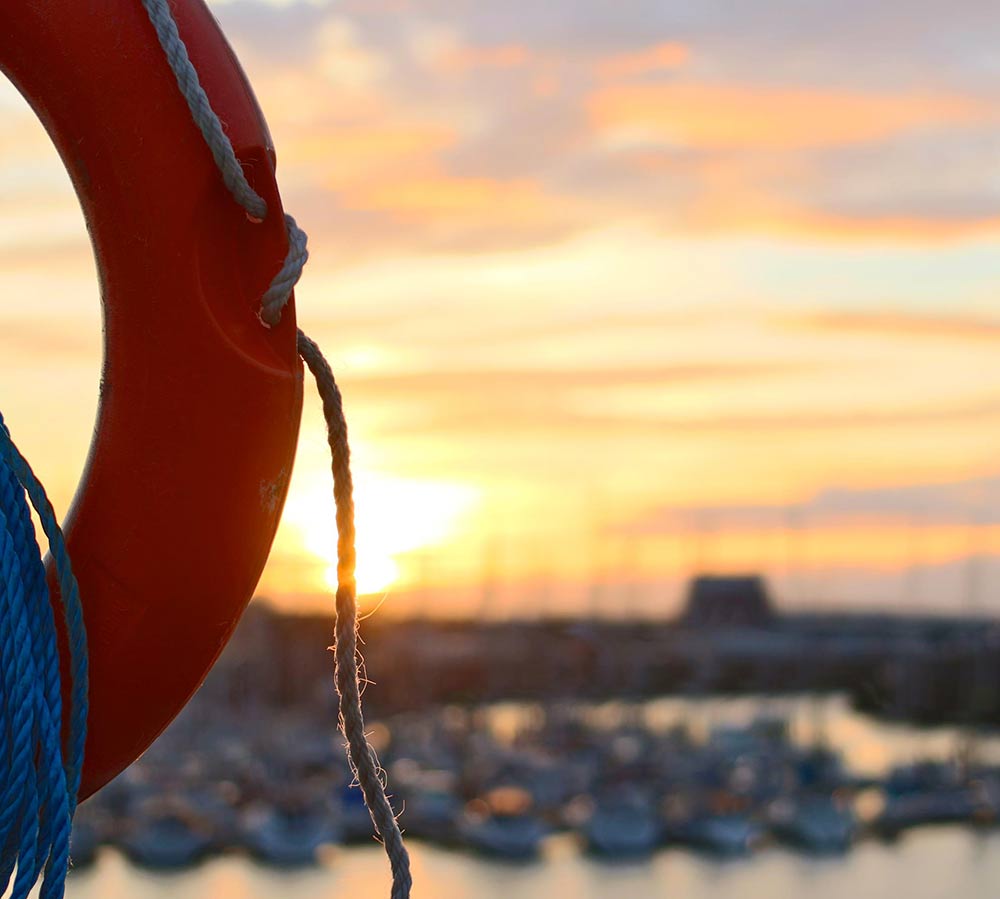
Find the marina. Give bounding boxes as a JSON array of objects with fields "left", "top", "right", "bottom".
[{"left": 66, "top": 691, "right": 1000, "bottom": 874}]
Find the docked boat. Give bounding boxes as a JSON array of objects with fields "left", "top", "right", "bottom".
[
  {"left": 666, "top": 812, "right": 763, "bottom": 856},
  {"left": 874, "top": 788, "right": 979, "bottom": 837},
  {"left": 118, "top": 800, "right": 216, "bottom": 870},
  {"left": 584, "top": 799, "right": 661, "bottom": 859},
  {"left": 460, "top": 787, "right": 546, "bottom": 861},
  {"left": 462, "top": 813, "right": 546, "bottom": 861},
  {"left": 400, "top": 783, "right": 462, "bottom": 845},
  {"left": 769, "top": 795, "right": 855, "bottom": 853},
  {"left": 241, "top": 800, "right": 339, "bottom": 867},
  {"left": 874, "top": 761, "right": 981, "bottom": 837},
  {"left": 338, "top": 783, "right": 378, "bottom": 844}
]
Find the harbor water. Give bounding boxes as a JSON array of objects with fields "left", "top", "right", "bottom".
[
  {"left": 66, "top": 828, "right": 1000, "bottom": 899},
  {"left": 480, "top": 694, "right": 1000, "bottom": 778},
  {"left": 63, "top": 694, "right": 1000, "bottom": 898}
]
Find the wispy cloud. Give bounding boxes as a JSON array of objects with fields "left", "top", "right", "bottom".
[
  {"left": 625, "top": 473, "right": 1000, "bottom": 535},
  {"left": 401, "top": 393, "right": 1000, "bottom": 440},
  {"left": 589, "top": 84, "right": 987, "bottom": 150},
  {"left": 784, "top": 310, "right": 1000, "bottom": 343}
]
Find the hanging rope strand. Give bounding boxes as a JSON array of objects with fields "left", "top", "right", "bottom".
[
  {"left": 139, "top": 2, "right": 410, "bottom": 894},
  {"left": 298, "top": 332, "right": 411, "bottom": 899}
]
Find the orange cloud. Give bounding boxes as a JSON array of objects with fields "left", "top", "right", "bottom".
[
  {"left": 597, "top": 42, "right": 689, "bottom": 80},
  {"left": 395, "top": 390, "right": 1000, "bottom": 439},
  {"left": 589, "top": 83, "right": 989, "bottom": 149},
  {"left": 679, "top": 191, "right": 1000, "bottom": 243},
  {"left": 357, "top": 175, "right": 537, "bottom": 213},
  {"left": 784, "top": 311, "right": 1000, "bottom": 343},
  {"left": 430, "top": 43, "right": 529, "bottom": 74},
  {"left": 341, "top": 170, "right": 589, "bottom": 242},
  {"left": 291, "top": 121, "right": 458, "bottom": 190}
]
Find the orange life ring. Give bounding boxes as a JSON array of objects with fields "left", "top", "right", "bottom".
[{"left": 0, "top": 0, "right": 303, "bottom": 798}]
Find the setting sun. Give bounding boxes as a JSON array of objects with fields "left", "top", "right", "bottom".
[{"left": 283, "top": 468, "right": 478, "bottom": 598}]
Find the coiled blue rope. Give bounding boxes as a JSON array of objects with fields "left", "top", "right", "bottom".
[{"left": 0, "top": 413, "right": 88, "bottom": 899}]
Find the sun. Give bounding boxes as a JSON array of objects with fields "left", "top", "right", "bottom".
[
  {"left": 323, "top": 556, "right": 399, "bottom": 597},
  {"left": 284, "top": 469, "right": 476, "bottom": 597}
]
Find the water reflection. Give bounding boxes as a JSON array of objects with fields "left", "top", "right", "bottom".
[
  {"left": 66, "top": 689, "right": 1000, "bottom": 893},
  {"left": 483, "top": 694, "right": 1000, "bottom": 777},
  {"left": 67, "top": 829, "right": 1000, "bottom": 899}
]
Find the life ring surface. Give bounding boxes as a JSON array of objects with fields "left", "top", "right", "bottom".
[{"left": 0, "top": 0, "right": 303, "bottom": 798}]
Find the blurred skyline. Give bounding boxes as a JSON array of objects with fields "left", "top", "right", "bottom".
[{"left": 3, "top": 0, "right": 1000, "bottom": 617}]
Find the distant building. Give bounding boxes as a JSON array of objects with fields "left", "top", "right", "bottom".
[{"left": 680, "top": 575, "right": 775, "bottom": 628}]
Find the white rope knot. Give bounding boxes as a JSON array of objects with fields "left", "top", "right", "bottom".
[{"left": 260, "top": 215, "right": 309, "bottom": 328}]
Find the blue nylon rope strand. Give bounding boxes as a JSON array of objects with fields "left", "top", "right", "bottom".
[
  {"left": 0, "top": 463, "right": 69, "bottom": 888},
  {"left": 0, "top": 492, "right": 40, "bottom": 896},
  {"left": 0, "top": 501, "right": 32, "bottom": 881},
  {"left": 0, "top": 415, "right": 88, "bottom": 899},
  {"left": 0, "top": 488, "right": 42, "bottom": 899},
  {"left": 0, "top": 426, "right": 89, "bottom": 809},
  {"left": 2, "top": 455, "right": 46, "bottom": 899}
]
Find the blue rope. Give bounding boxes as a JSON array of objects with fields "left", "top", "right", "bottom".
[{"left": 0, "top": 413, "right": 88, "bottom": 898}]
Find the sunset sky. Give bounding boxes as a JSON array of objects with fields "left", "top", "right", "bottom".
[{"left": 3, "top": 0, "right": 1000, "bottom": 618}]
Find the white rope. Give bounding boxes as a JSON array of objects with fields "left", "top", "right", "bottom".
[
  {"left": 138, "top": 2, "right": 411, "bottom": 895},
  {"left": 139, "top": 0, "right": 308, "bottom": 327}
]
